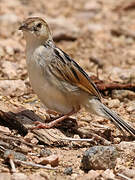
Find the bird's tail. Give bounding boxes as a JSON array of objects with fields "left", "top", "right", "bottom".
[
  {"left": 85, "top": 99, "right": 135, "bottom": 136},
  {"left": 101, "top": 103, "right": 135, "bottom": 136}
]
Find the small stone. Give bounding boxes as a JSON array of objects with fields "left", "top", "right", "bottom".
[
  {"left": 4, "top": 150, "right": 27, "bottom": 161},
  {"left": 102, "top": 169, "right": 115, "bottom": 179},
  {"left": 1, "top": 61, "right": 18, "bottom": 79},
  {"left": 109, "top": 67, "right": 135, "bottom": 83},
  {"left": 36, "top": 155, "right": 59, "bottom": 167},
  {"left": 40, "top": 149, "right": 52, "bottom": 157},
  {"left": 73, "top": 134, "right": 80, "bottom": 139},
  {"left": 39, "top": 171, "right": 49, "bottom": 179},
  {"left": 112, "top": 90, "right": 135, "bottom": 101},
  {"left": 122, "top": 168, "right": 135, "bottom": 179},
  {"left": 71, "top": 173, "right": 78, "bottom": 179},
  {"left": 113, "top": 137, "right": 121, "bottom": 144},
  {"left": 81, "top": 146, "right": 118, "bottom": 171},
  {"left": 31, "top": 137, "right": 38, "bottom": 145},
  {"left": 5, "top": 46, "right": 14, "bottom": 55},
  {"left": 108, "top": 99, "right": 120, "bottom": 108},
  {"left": 116, "top": 167, "right": 135, "bottom": 179},
  {"left": 0, "top": 167, "right": 10, "bottom": 172},
  {"left": 117, "top": 141, "right": 135, "bottom": 155},
  {"left": 19, "top": 144, "right": 31, "bottom": 153},
  {"left": 0, "top": 126, "right": 11, "bottom": 134},
  {"left": 126, "top": 103, "right": 135, "bottom": 112},
  {"left": 64, "top": 167, "right": 73, "bottom": 175},
  {"left": 24, "top": 132, "right": 34, "bottom": 142},
  {"left": 0, "top": 79, "right": 27, "bottom": 96}
]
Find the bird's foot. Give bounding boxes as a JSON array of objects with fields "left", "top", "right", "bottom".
[{"left": 31, "top": 109, "right": 76, "bottom": 129}]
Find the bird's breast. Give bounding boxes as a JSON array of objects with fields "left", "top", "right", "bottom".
[{"left": 26, "top": 55, "right": 75, "bottom": 114}]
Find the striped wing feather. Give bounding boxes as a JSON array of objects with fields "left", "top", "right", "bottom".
[{"left": 50, "top": 48, "right": 101, "bottom": 100}]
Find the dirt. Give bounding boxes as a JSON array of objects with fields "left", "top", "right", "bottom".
[{"left": 0, "top": 0, "right": 135, "bottom": 179}]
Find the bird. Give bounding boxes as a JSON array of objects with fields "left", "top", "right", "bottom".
[{"left": 19, "top": 17, "right": 135, "bottom": 136}]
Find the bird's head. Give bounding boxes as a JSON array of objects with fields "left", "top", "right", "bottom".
[{"left": 19, "top": 17, "right": 52, "bottom": 42}]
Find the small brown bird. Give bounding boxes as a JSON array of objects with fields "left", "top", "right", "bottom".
[{"left": 19, "top": 17, "right": 135, "bottom": 136}]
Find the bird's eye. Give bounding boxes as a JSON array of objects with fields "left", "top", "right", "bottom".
[{"left": 36, "top": 23, "right": 42, "bottom": 28}]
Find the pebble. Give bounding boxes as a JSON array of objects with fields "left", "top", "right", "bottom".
[
  {"left": 109, "top": 67, "right": 135, "bottom": 83},
  {"left": 24, "top": 132, "right": 34, "bottom": 142},
  {"left": 126, "top": 103, "right": 135, "bottom": 112},
  {"left": 35, "top": 154, "right": 59, "bottom": 167},
  {"left": 112, "top": 90, "right": 135, "bottom": 101},
  {"left": 5, "top": 46, "right": 14, "bottom": 55},
  {"left": 0, "top": 126, "right": 11, "bottom": 134},
  {"left": 71, "top": 173, "right": 78, "bottom": 179},
  {"left": 102, "top": 169, "right": 115, "bottom": 179},
  {"left": 40, "top": 148, "right": 52, "bottom": 157},
  {"left": 64, "top": 167, "right": 73, "bottom": 175},
  {"left": 4, "top": 150, "right": 27, "bottom": 161},
  {"left": 39, "top": 171, "right": 49, "bottom": 180},
  {"left": 113, "top": 137, "right": 121, "bottom": 144},
  {"left": 1, "top": 61, "right": 18, "bottom": 79},
  {"left": 19, "top": 144, "right": 31, "bottom": 153},
  {"left": 121, "top": 168, "right": 135, "bottom": 179},
  {"left": 0, "top": 79, "right": 27, "bottom": 96},
  {"left": 81, "top": 146, "right": 118, "bottom": 171},
  {"left": 0, "top": 168, "right": 10, "bottom": 173},
  {"left": 117, "top": 141, "right": 135, "bottom": 155},
  {"left": 108, "top": 99, "right": 120, "bottom": 108},
  {"left": 31, "top": 137, "right": 39, "bottom": 145}
]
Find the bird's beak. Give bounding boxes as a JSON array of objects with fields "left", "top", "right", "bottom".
[{"left": 19, "top": 23, "right": 28, "bottom": 31}]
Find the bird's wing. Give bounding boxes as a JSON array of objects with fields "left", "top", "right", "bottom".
[{"left": 47, "top": 47, "right": 101, "bottom": 100}]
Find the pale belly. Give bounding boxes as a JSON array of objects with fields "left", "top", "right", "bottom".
[{"left": 27, "top": 60, "right": 77, "bottom": 114}]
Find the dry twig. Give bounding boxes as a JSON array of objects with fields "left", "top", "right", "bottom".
[
  {"left": 9, "top": 158, "right": 16, "bottom": 173},
  {"left": 117, "top": 173, "right": 133, "bottom": 180},
  {"left": 14, "top": 159, "right": 57, "bottom": 170},
  {"left": 91, "top": 75, "right": 135, "bottom": 92},
  {"left": 60, "top": 137, "right": 93, "bottom": 142}
]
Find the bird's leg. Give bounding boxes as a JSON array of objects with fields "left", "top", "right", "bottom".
[{"left": 31, "top": 108, "right": 78, "bottom": 129}]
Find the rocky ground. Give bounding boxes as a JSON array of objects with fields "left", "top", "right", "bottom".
[{"left": 0, "top": 0, "right": 135, "bottom": 179}]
